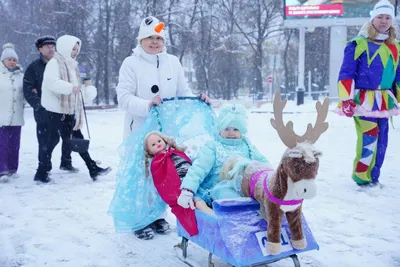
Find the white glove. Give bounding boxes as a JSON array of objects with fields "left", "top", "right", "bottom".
[{"left": 177, "top": 189, "right": 195, "bottom": 210}]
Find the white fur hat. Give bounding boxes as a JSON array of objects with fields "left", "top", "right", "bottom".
[
  {"left": 370, "top": 0, "right": 395, "bottom": 22},
  {"left": 137, "top": 16, "right": 165, "bottom": 42},
  {"left": 1, "top": 43, "right": 18, "bottom": 61}
]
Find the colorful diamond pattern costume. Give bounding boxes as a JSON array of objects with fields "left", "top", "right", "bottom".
[{"left": 336, "top": 36, "right": 400, "bottom": 185}]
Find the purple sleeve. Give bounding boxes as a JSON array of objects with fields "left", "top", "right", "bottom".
[
  {"left": 395, "top": 54, "right": 400, "bottom": 83},
  {"left": 338, "top": 42, "right": 358, "bottom": 81}
]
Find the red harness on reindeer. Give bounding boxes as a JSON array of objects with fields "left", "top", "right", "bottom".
[{"left": 150, "top": 148, "right": 199, "bottom": 236}]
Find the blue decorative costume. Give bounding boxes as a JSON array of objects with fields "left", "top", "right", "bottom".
[
  {"left": 180, "top": 104, "right": 271, "bottom": 205},
  {"left": 107, "top": 97, "right": 216, "bottom": 232}
]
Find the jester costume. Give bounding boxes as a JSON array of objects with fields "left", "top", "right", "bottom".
[{"left": 336, "top": 24, "right": 400, "bottom": 185}]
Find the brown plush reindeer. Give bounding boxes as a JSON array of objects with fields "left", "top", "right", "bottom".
[{"left": 220, "top": 93, "right": 329, "bottom": 255}]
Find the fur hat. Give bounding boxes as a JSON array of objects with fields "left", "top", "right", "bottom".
[
  {"left": 1, "top": 43, "right": 18, "bottom": 62},
  {"left": 137, "top": 16, "right": 165, "bottom": 42},
  {"left": 216, "top": 104, "right": 248, "bottom": 134},
  {"left": 35, "top": 35, "right": 56, "bottom": 49},
  {"left": 370, "top": 0, "right": 395, "bottom": 21}
]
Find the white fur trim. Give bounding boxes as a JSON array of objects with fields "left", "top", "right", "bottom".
[{"left": 286, "top": 142, "right": 321, "bottom": 163}]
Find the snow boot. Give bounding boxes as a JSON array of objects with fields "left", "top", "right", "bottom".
[
  {"left": 60, "top": 163, "right": 79, "bottom": 173},
  {"left": 134, "top": 225, "right": 155, "bottom": 240},
  {"left": 151, "top": 219, "right": 171, "bottom": 234},
  {"left": 8, "top": 172, "right": 19, "bottom": 179},
  {"left": 34, "top": 171, "right": 51, "bottom": 183},
  {"left": 0, "top": 174, "right": 9, "bottom": 183},
  {"left": 87, "top": 161, "right": 111, "bottom": 181}
]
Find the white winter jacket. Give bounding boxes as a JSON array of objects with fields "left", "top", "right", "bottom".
[
  {"left": 41, "top": 35, "right": 97, "bottom": 114},
  {"left": 0, "top": 63, "right": 24, "bottom": 126},
  {"left": 116, "top": 45, "right": 193, "bottom": 139}
]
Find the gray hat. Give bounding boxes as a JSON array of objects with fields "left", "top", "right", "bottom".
[{"left": 1, "top": 43, "right": 18, "bottom": 61}]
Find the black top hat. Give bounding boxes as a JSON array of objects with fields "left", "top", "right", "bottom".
[{"left": 35, "top": 36, "right": 56, "bottom": 49}]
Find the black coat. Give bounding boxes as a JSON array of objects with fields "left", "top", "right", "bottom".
[{"left": 23, "top": 56, "right": 48, "bottom": 123}]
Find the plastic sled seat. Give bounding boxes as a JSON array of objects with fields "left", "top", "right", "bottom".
[{"left": 175, "top": 198, "right": 319, "bottom": 267}]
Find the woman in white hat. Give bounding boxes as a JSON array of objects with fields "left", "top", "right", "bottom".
[
  {"left": 0, "top": 43, "right": 24, "bottom": 182},
  {"left": 113, "top": 16, "right": 211, "bottom": 240},
  {"left": 116, "top": 16, "right": 211, "bottom": 139},
  {"left": 335, "top": 0, "right": 400, "bottom": 187}
]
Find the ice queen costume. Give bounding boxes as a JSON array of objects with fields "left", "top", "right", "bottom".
[{"left": 108, "top": 98, "right": 217, "bottom": 232}]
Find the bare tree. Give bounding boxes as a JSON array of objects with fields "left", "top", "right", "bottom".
[
  {"left": 192, "top": 1, "right": 216, "bottom": 96},
  {"left": 283, "top": 29, "right": 296, "bottom": 95},
  {"left": 0, "top": 0, "right": 306, "bottom": 103},
  {"left": 164, "top": 0, "right": 199, "bottom": 60},
  {"left": 219, "top": 0, "right": 282, "bottom": 96}
]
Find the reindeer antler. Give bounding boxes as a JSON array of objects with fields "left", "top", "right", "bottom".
[
  {"left": 270, "top": 94, "right": 298, "bottom": 148},
  {"left": 270, "top": 93, "right": 329, "bottom": 149}
]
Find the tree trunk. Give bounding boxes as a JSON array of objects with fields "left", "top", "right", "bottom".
[
  {"left": 103, "top": 0, "right": 111, "bottom": 105},
  {"left": 284, "top": 29, "right": 294, "bottom": 93}
]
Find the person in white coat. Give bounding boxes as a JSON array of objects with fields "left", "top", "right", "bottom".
[
  {"left": 0, "top": 43, "right": 24, "bottom": 183},
  {"left": 41, "top": 35, "right": 109, "bottom": 183},
  {"left": 115, "top": 16, "right": 210, "bottom": 239}
]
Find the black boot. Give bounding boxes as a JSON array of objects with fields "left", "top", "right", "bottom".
[
  {"left": 151, "top": 219, "right": 170, "bottom": 234},
  {"left": 87, "top": 161, "right": 111, "bottom": 181},
  {"left": 34, "top": 170, "right": 51, "bottom": 183},
  {"left": 134, "top": 225, "right": 155, "bottom": 240},
  {"left": 60, "top": 163, "right": 79, "bottom": 173}
]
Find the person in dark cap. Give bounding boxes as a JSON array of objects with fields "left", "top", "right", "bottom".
[{"left": 23, "top": 35, "right": 79, "bottom": 183}]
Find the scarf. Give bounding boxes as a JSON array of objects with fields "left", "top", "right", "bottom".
[
  {"left": 53, "top": 52, "right": 83, "bottom": 130},
  {"left": 358, "top": 22, "right": 389, "bottom": 41}
]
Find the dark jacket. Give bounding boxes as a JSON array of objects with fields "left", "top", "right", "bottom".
[{"left": 23, "top": 56, "right": 48, "bottom": 123}]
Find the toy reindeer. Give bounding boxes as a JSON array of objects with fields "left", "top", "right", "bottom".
[{"left": 220, "top": 93, "right": 329, "bottom": 255}]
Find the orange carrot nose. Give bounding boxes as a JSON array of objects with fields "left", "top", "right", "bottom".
[{"left": 154, "top": 22, "right": 164, "bottom": 33}]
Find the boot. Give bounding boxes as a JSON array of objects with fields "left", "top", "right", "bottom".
[
  {"left": 0, "top": 174, "right": 9, "bottom": 183},
  {"left": 134, "top": 225, "right": 155, "bottom": 240},
  {"left": 87, "top": 161, "right": 112, "bottom": 181},
  {"left": 151, "top": 219, "right": 170, "bottom": 234},
  {"left": 34, "top": 170, "right": 51, "bottom": 183},
  {"left": 7, "top": 172, "right": 20, "bottom": 179},
  {"left": 60, "top": 163, "right": 79, "bottom": 173}
]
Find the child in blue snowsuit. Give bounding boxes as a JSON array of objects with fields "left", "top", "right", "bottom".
[{"left": 177, "top": 104, "right": 271, "bottom": 213}]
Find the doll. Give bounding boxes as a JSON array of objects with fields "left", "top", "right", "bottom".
[{"left": 144, "top": 131, "right": 199, "bottom": 236}]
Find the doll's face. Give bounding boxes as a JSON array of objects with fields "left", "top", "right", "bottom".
[
  {"left": 220, "top": 127, "right": 242, "bottom": 139},
  {"left": 147, "top": 134, "right": 167, "bottom": 155}
]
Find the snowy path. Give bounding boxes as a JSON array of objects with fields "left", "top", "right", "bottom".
[{"left": 1, "top": 105, "right": 399, "bottom": 267}]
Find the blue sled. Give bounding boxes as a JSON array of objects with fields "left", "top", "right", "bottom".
[{"left": 176, "top": 197, "right": 319, "bottom": 267}]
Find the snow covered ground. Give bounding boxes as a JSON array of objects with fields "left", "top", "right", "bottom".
[{"left": 1, "top": 101, "right": 400, "bottom": 267}]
